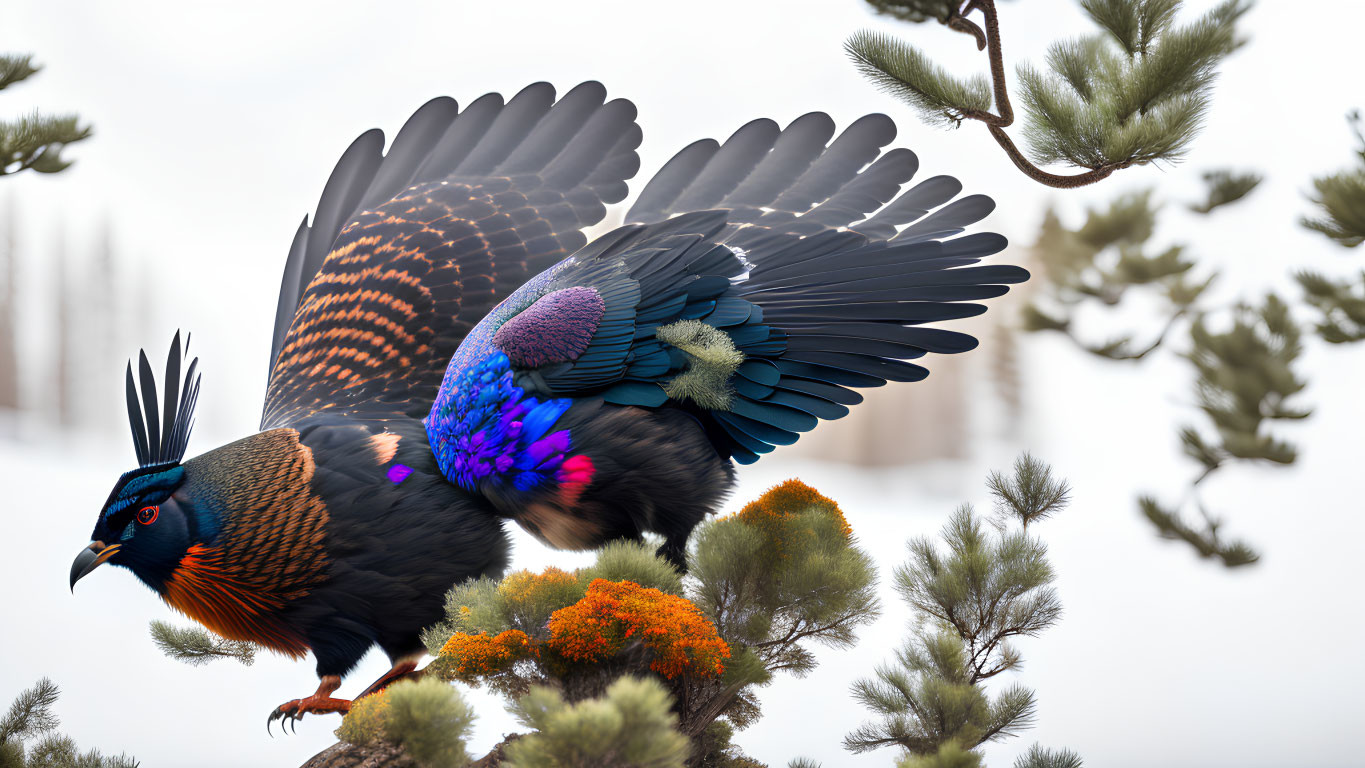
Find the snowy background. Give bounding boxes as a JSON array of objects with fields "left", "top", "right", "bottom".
[{"left": 2, "top": 1, "right": 1363, "bottom": 766}]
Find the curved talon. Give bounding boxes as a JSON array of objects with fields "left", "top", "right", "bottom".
[{"left": 268, "top": 701, "right": 304, "bottom": 736}]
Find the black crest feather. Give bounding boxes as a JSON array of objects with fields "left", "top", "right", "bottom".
[{"left": 125, "top": 331, "right": 201, "bottom": 467}]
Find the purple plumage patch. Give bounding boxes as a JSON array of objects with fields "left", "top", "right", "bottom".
[
  {"left": 387, "top": 464, "right": 413, "bottom": 484},
  {"left": 493, "top": 286, "right": 605, "bottom": 368}
]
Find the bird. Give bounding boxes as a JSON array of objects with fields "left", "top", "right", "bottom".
[{"left": 68, "top": 81, "right": 1027, "bottom": 731}]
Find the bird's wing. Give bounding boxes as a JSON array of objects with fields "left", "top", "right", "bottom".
[
  {"left": 449, "top": 114, "right": 1026, "bottom": 464},
  {"left": 260, "top": 82, "right": 641, "bottom": 429}
]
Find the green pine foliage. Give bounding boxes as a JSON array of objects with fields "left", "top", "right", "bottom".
[
  {"left": 1019, "top": 178, "right": 1303, "bottom": 566},
  {"left": 0, "top": 54, "right": 91, "bottom": 177},
  {"left": 845, "top": 458, "right": 1077, "bottom": 763},
  {"left": 1022, "top": 190, "right": 1213, "bottom": 360},
  {"left": 846, "top": 30, "right": 993, "bottom": 127},
  {"left": 504, "top": 677, "right": 690, "bottom": 768},
  {"left": 1013, "top": 744, "right": 1085, "bottom": 768},
  {"left": 846, "top": 1, "right": 1250, "bottom": 187},
  {"left": 384, "top": 679, "right": 477, "bottom": 768},
  {"left": 1301, "top": 111, "right": 1365, "bottom": 248},
  {"left": 1295, "top": 110, "right": 1365, "bottom": 347},
  {"left": 1183, "top": 295, "right": 1308, "bottom": 469},
  {"left": 1294, "top": 270, "right": 1365, "bottom": 344},
  {"left": 148, "top": 620, "right": 257, "bottom": 666},
  {"left": 579, "top": 538, "right": 686, "bottom": 595},
  {"left": 895, "top": 741, "right": 984, "bottom": 768},
  {"left": 1017, "top": 0, "right": 1248, "bottom": 169},
  {"left": 337, "top": 679, "right": 475, "bottom": 768},
  {"left": 1187, "top": 170, "right": 1262, "bottom": 214},
  {"left": 985, "top": 453, "right": 1072, "bottom": 530},
  {"left": 689, "top": 485, "right": 880, "bottom": 681},
  {"left": 862, "top": 1, "right": 962, "bottom": 24},
  {"left": 1, "top": 679, "right": 137, "bottom": 768},
  {"left": 1135, "top": 294, "right": 1309, "bottom": 567}
]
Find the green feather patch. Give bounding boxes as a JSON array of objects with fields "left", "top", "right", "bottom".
[{"left": 655, "top": 319, "right": 745, "bottom": 410}]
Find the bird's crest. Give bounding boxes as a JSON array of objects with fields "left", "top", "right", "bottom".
[{"left": 125, "top": 331, "right": 201, "bottom": 467}]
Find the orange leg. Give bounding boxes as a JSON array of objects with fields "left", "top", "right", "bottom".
[
  {"left": 354, "top": 658, "right": 424, "bottom": 701},
  {"left": 267, "top": 675, "right": 351, "bottom": 735}
]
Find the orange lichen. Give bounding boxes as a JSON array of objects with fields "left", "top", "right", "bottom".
[
  {"left": 497, "top": 566, "right": 582, "bottom": 621},
  {"left": 438, "top": 630, "right": 536, "bottom": 678},
  {"left": 547, "top": 579, "right": 730, "bottom": 679},
  {"left": 724, "top": 479, "right": 852, "bottom": 560}
]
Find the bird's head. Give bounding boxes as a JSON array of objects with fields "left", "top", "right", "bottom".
[{"left": 71, "top": 332, "right": 204, "bottom": 593}]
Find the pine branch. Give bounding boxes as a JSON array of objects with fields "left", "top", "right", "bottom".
[
  {"left": 986, "top": 452, "right": 1072, "bottom": 530},
  {"left": 0, "top": 678, "right": 59, "bottom": 744},
  {"left": 1014, "top": 744, "right": 1085, "bottom": 768},
  {"left": 848, "top": 0, "right": 1251, "bottom": 188},
  {"left": 1295, "top": 270, "right": 1365, "bottom": 343},
  {"left": 1022, "top": 191, "right": 1215, "bottom": 362},
  {"left": 1188, "top": 169, "right": 1262, "bottom": 214},
  {"left": 1138, "top": 495, "right": 1258, "bottom": 567},
  {"left": 845, "top": 30, "right": 993, "bottom": 127},
  {"left": 0, "top": 52, "right": 93, "bottom": 177},
  {"left": 149, "top": 620, "right": 257, "bottom": 666},
  {"left": 0, "top": 55, "right": 40, "bottom": 92}
]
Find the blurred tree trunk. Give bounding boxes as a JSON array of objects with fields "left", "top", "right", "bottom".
[
  {"left": 0, "top": 195, "right": 17, "bottom": 416},
  {"left": 52, "top": 224, "right": 74, "bottom": 429}
]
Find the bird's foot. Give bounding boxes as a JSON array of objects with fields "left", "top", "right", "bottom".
[{"left": 267, "top": 675, "right": 351, "bottom": 735}]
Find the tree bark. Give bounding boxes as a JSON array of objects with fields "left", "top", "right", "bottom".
[{"left": 299, "top": 734, "right": 520, "bottom": 768}]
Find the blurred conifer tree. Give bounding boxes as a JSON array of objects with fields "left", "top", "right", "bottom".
[
  {"left": 1296, "top": 111, "right": 1365, "bottom": 342},
  {"left": 1019, "top": 171, "right": 1310, "bottom": 566}
]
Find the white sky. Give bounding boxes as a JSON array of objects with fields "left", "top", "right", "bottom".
[{"left": 2, "top": 1, "right": 1363, "bottom": 767}]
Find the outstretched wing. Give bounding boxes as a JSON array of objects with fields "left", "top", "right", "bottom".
[
  {"left": 451, "top": 113, "right": 1026, "bottom": 465},
  {"left": 260, "top": 82, "right": 641, "bottom": 429}
]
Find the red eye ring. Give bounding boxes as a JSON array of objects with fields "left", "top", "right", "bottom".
[{"left": 136, "top": 506, "right": 159, "bottom": 525}]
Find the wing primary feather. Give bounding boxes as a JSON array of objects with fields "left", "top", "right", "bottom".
[
  {"left": 498, "top": 81, "right": 607, "bottom": 175},
  {"left": 454, "top": 82, "right": 556, "bottom": 175},
  {"left": 669, "top": 118, "right": 780, "bottom": 212},
  {"left": 720, "top": 112, "right": 837, "bottom": 208},
  {"left": 416, "top": 92, "right": 506, "bottom": 178},
  {"left": 626, "top": 138, "right": 720, "bottom": 222},
  {"left": 358, "top": 96, "right": 460, "bottom": 211},
  {"left": 268, "top": 218, "right": 311, "bottom": 371}
]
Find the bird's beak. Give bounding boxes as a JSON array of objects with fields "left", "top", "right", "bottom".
[{"left": 70, "top": 541, "right": 120, "bottom": 592}]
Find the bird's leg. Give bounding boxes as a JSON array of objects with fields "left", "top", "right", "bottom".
[
  {"left": 355, "top": 656, "right": 425, "bottom": 701},
  {"left": 657, "top": 535, "right": 689, "bottom": 574},
  {"left": 267, "top": 675, "right": 351, "bottom": 735}
]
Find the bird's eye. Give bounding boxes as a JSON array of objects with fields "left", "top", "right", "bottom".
[{"left": 136, "top": 506, "right": 159, "bottom": 525}]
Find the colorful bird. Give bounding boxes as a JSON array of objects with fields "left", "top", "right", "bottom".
[{"left": 69, "top": 81, "right": 1026, "bottom": 730}]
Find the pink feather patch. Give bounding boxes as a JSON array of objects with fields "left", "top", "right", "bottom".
[{"left": 556, "top": 454, "right": 596, "bottom": 506}]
